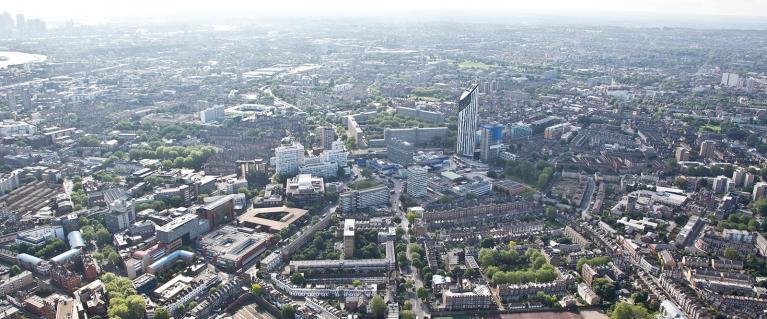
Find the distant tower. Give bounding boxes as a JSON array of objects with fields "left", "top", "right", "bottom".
[
  {"left": 732, "top": 168, "right": 746, "bottom": 187},
  {"left": 626, "top": 194, "right": 637, "bottom": 214},
  {"left": 456, "top": 84, "right": 479, "bottom": 157},
  {"left": 407, "top": 166, "right": 428, "bottom": 198},
  {"left": 274, "top": 143, "right": 304, "bottom": 177},
  {"left": 343, "top": 219, "right": 355, "bottom": 258},
  {"left": 15, "top": 14, "right": 25, "bottom": 33},
  {"left": 699, "top": 140, "right": 715, "bottom": 158},
  {"left": 315, "top": 126, "right": 336, "bottom": 150},
  {"left": 6, "top": 91, "right": 17, "bottom": 111},
  {"left": 480, "top": 124, "right": 503, "bottom": 163},
  {"left": 20, "top": 88, "right": 32, "bottom": 110}
]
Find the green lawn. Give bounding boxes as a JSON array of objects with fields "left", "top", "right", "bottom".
[
  {"left": 700, "top": 124, "right": 721, "bottom": 133},
  {"left": 459, "top": 60, "right": 493, "bottom": 70}
]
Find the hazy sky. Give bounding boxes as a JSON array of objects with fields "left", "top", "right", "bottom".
[{"left": 5, "top": 0, "right": 767, "bottom": 21}]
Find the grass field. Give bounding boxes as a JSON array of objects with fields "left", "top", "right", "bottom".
[
  {"left": 459, "top": 60, "right": 493, "bottom": 70},
  {"left": 700, "top": 124, "right": 721, "bottom": 133}
]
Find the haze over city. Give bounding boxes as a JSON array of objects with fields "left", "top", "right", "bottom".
[{"left": 1, "top": 1, "right": 767, "bottom": 319}]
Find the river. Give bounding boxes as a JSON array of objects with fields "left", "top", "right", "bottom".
[{"left": 0, "top": 51, "right": 47, "bottom": 68}]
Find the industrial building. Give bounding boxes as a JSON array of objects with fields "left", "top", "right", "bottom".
[
  {"left": 238, "top": 206, "right": 308, "bottom": 233},
  {"left": 198, "top": 226, "right": 274, "bottom": 271},
  {"left": 156, "top": 214, "right": 210, "bottom": 251}
]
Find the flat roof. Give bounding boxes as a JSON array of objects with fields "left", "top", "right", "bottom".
[
  {"left": 238, "top": 206, "right": 308, "bottom": 232},
  {"left": 344, "top": 219, "right": 355, "bottom": 237}
]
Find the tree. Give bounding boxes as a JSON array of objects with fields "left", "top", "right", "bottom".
[
  {"left": 593, "top": 277, "right": 616, "bottom": 302},
  {"left": 545, "top": 206, "right": 557, "bottom": 221},
  {"left": 400, "top": 310, "right": 416, "bottom": 319},
  {"left": 417, "top": 287, "right": 429, "bottom": 300},
  {"left": 290, "top": 273, "right": 305, "bottom": 286},
  {"left": 237, "top": 187, "right": 252, "bottom": 198},
  {"left": 754, "top": 199, "right": 767, "bottom": 216},
  {"left": 724, "top": 247, "right": 738, "bottom": 259},
  {"left": 154, "top": 307, "right": 170, "bottom": 319},
  {"left": 352, "top": 279, "right": 362, "bottom": 287},
  {"left": 610, "top": 303, "right": 652, "bottom": 319},
  {"left": 96, "top": 228, "right": 112, "bottom": 246},
  {"left": 369, "top": 295, "right": 386, "bottom": 319},
  {"left": 250, "top": 284, "right": 263, "bottom": 296},
  {"left": 9, "top": 265, "right": 22, "bottom": 277},
  {"left": 674, "top": 177, "right": 689, "bottom": 189},
  {"left": 281, "top": 305, "right": 296, "bottom": 319}
]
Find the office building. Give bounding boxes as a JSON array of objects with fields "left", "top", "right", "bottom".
[
  {"left": 238, "top": 206, "right": 308, "bottom": 233},
  {"left": 442, "top": 285, "right": 492, "bottom": 310},
  {"left": 509, "top": 123, "right": 532, "bottom": 139},
  {"left": 299, "top": 161, "right": 337, "bottom": 178},
  {"left": 344, "top": 219, "right": 355, "bottom": 258},
  {"left": 387, "top": 138, "right": 414, "bottom": 166},
  {"left": 16, "top": 226, "right": 65, "bottom": 246},
  {"left": 315, "top": 126, "right": 336, "bottom": 150},
  {"left": 744, "top": 172, "right": 756, "bottom": 189},
  {"left": 275, "top": 143, "right": 305, "bottom": 177},
  {"left": 395, "top": 106, "right": 444, "bottom": 123},
  {"left": 721, "top": 73, "right": 741, "bottom": 88},
  {"left": 285, "top": 174, "right": 325, "bottom": 206},
  {"left": 156, "top": 214, "right": 210, "bottom": 250},
  {"left": 407, "top": 166, "right": 428, "bottom": 198},
  {"left": 195, "top": 194, "right": 235, "bottom": 229},
  {"left": 699, "top": 140, "right": 715, "bottom": 158},
  {"left": 339, "top": 184, "right": 389, "bottom": 213},
  {"left": 480, "top": 123, "right": 503, "bottom": 163},
  {"left": 712, "top": 176, "right": 729, "bottom": 193},
  {"left": 105, "top": 200, "right": 136, "bottom": 233},
  {"left": 321, "top": 149, "right": 348, "bottom": 168},
  {"left": 383, "top": 127, "right": 449, "bottom": 146},
  {"left": 456, "top": 84, "right": 479, "bottom": 157},
  {"left": 754, "top": 182, "right": 767, "bottom": 201},
  {"left": 198, "top": 226, "right": 274, "bottom": 270},
  {"left": 200, "top": 105, "right": 226, "bottom": 124},
  {"left": 733, "top": 168, "right": 746, "bottom": 186}
]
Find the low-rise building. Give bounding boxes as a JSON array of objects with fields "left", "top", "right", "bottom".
[
  {"left": 442, "top": 285, "right": 492, "bottom": 310},
  {"left": 285, "top": 174, "right": 325, "bottom": 207},
  {"left": 198, "top": 226, "right": 274, "bottom": 271}
]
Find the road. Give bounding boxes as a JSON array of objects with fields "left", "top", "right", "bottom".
[
  {"left": 579, "top": 177, "right": 596, "bottom": 218},
  {"left": 391, "top": 178, "right": 430, "bottom": 318}
]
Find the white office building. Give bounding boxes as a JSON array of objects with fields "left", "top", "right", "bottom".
[
  {"left": 299, "top": 161, "right": 338, "bottom": 178},
  {"left": 275, "top": 143, "right": 305, "bottom": 177},
  {"left": 199, "top": 105, "right": 226, "bottom": 124},
  {"left": 407, "top": 166, "right": 428, "bottom": 198}
]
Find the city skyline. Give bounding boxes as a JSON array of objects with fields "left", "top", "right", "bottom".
[{"left": 2, "top": 0, "right": 767, "bottom": 23}]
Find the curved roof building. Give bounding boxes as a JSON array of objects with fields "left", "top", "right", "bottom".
[
  {"left": 51, "top": 248, "right": 82, "bottom": 264},
  {"left": 67, "top": 231, "right": 85, "bottom": 249},
  {"left": 147, "top": 250, "right": 194, "bottom": 273},
  {"left": 17, "top": 253, "right": 43, "bottom": 266}
]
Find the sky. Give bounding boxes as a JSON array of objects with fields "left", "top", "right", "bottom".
[{"left": 4, "top": 0, "right": 767, "bottom": 22}]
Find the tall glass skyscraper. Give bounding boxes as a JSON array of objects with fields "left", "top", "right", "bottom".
[{"left": 456, "top": 84, "right": 479, "bottom": 157}]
